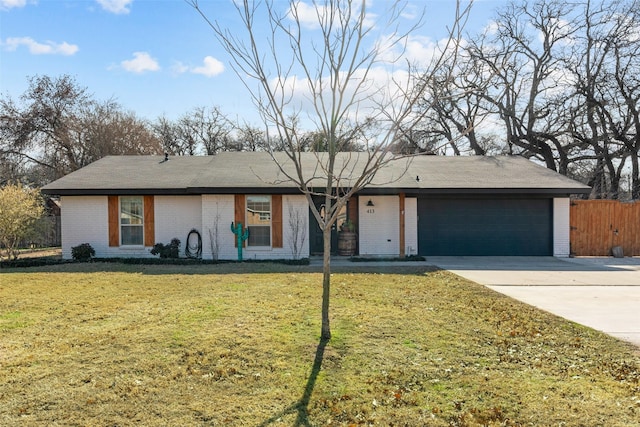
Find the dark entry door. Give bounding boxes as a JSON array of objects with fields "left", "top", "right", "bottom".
[
  {"left": 308, "top": 197, "right": 341, "bottom": 255},
  {"left": 417, "top": 198, "right": 553, "bottom": 256}
]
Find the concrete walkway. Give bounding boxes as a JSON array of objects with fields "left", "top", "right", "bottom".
[{"left": 427, "top": 256, "right": 640, "bottom": 348}]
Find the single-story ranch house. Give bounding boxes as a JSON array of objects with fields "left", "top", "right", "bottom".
[{"left": 42, "top": 152, "right": 590, "bottom": 260}]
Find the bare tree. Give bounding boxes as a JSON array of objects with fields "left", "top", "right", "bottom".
[
  {"left": 178, "top": 106, "right": 235, "bottom": 155},
  {"left": 0, "top": 75, "right": 91, "bottom": 182},
  {"left": 0, "top": 75, "right": 162, "bottom": 185},
  {"left": 208, "top": 202, "right": 222, "bottom": 261},
  {"left": 287, "top": 201, "right": 307, "bottom": 260},
  {"left": 566, "top": 0, "right": 640, "bottom": 199},
  {"left": 191, "top": 0, "right": 468, "bottom": 339},
  {"left": 153, "top": 115, "right": 187, "bottom": 155},
  {"left": 236, "top": 122, "right": 267, "bottom": 152},
  {"left": 406, "top": 0, "right": 640, "bottom": 199},
  {"left": 80, "top": 101, "right": 162, "bottom": 162},
  {"left": 464, "top": 0, "right": 579, "bottom": 172}
]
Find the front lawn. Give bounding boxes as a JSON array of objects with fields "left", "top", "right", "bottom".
[{"left": 1, "top": 263, "right": 638, "bottom": 426}]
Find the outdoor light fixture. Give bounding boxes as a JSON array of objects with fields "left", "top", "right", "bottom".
[{"left": 366, "top": 199, "right": 374, "bottom": 207}]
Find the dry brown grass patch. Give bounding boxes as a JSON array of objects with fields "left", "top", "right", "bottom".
[{"left": 1, "top": 264, "right": 638, "bottom": 426}]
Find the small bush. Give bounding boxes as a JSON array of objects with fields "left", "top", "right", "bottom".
[
  {"left": 71, "top": 243, "right": 95, "bottom": 261},
  {"left": 150, "top": 238, "right": 181, "bottom": 259}
]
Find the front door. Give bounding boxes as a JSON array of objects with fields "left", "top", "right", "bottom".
[{"left": 308, "top": 197, "right": 344, "bottom": 255}]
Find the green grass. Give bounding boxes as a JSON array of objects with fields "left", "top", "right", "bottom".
[
  {"left": 0, "top": 311, "right": 30, "bottom": 331},
  {"left": 0, "top": 262, "right": 638, "bottom": 426}
]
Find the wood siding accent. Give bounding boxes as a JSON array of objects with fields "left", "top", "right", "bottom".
[
  {"left": 348, "top": 196, "right": 359, "bottom": 254},
  {"left": 348, "top": 196, "right": 358, "bottom": 226},
  {"left": 143, "top": 195, "right": 155, "bottom": 247},
  {"left": 399, "top": 193, "right": 405, "bottom": 257},
  {"left": 234, "top": 194, "right": 245, "bottom": 248},
  {"left": 108, "top": 196, "right": 119, "bottom": 247},
  {"left": 570, "top": 200, "right": 640, "bottom": 256},
  {"left": 272, "top": 194, "right": 283, "bottom": 248}
]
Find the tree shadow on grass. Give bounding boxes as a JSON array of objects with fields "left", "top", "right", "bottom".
[{"left": 257, "top": 337, "right": 328, "bottom": 427}]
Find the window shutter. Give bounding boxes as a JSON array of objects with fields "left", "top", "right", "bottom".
[
  {"left": 348, "top": 196, "right": 358, "bottom": 228},
  {"left": 272, "top": 194, "right": 283, "bottom": 248},
  {"left": 108, "top": 196, "right": 119, "bottom": 247},
  {"left": 348, "top": 196, "right": 358, "bottom": 254},
  {"left": 234, "top": 194, "right": 245, "bottom": 248},
  {"left": 144, "top": 195, "right": 155, "bottom": 247},
  {"left": 399, "top": 193, "right": 405, "bottom": 257}
]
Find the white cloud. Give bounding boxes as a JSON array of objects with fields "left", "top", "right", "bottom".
[
  {"left": 0, "top": 0, "right": 27, "bottom": 10},
  {"left": 289, "top": 1, "right": 323, "bottom": 30},
  {"left": 96, "top": 0, "right": 132, "bottom": 14},
  {"left": 483, "top": 20, "right": 499, "bottom": 36},
  {"left": 288, "top": 0, "right": 375, "bottom": 31},
  {"left": 375, "top": 33, "right": 445, "bottom": 70},
  {"left": 121, "top": 51, "right": 160, "bottom": 73},
  {"left": 3, "top": 37, "right": 79, "bottom": 55},
  {"left": 171, "top": 61, "right": 189, "bottom": 75},
  {"left": 191, "top": 56, "right": 224, "bottom": 77},
  {"left": 173, "top": 56, "right": 225, "bottom": 77}
]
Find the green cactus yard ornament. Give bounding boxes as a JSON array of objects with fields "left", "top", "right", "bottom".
[{"left": 231, "top": 221, "right": 249, "bottom": 261}]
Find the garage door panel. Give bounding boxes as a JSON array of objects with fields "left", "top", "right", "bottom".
[{"left": 418, "top": 198, "right": 552, "bottom": 256}]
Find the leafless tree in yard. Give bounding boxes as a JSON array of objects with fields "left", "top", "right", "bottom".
[
  {"left": 190, "top": 0, "right": 470, "bottom": 339},
  {"left": 208, "top": 202, "right": 222, "bottom": 261},
  {"left": 287, "top": 201, "right": 307, "bottom": 260}
]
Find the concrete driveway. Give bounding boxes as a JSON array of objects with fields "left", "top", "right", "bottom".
[{"left": 428, "top": 256, "right": 640, "bottom": 348}]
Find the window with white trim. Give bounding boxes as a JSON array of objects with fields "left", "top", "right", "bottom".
[
  {"left": 120, "top": 196, "right": 144, "bottom": 245},
  {"left": 246, "top": 195, "right": 271, "bottom": 246}
]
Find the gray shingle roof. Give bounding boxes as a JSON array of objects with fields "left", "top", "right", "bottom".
[{"left": 41, "top": 152, "right": 590, "bottom": 196}]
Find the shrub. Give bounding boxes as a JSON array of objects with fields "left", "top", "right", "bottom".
[
  {"left": 0, "top": 183, "right": 45, "bottom": 260},
  {"left": 340, "top": 219, "right": 356, "bottom": 232},
  {"left": 71, "top": 243, "right": 95, "bottom": 261},
  {"left": 150, "top": 238, "right": 181, "bottom": 259}
]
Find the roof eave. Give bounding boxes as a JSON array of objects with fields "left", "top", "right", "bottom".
[
  {"left": 360, "top": 187, "right": 592, "bottom": 196},
  {"left": 42, "top": 186, "right": 591, "bottom": 197},
  {"left": 41, "top": 188, "right": 191, "bottom": 196}
]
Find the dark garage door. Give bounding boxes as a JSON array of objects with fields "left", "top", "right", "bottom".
[{"left": 417, "top": 198, "right": 552, "bottom": 256}]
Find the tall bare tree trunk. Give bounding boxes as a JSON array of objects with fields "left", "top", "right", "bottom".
[
  {"left": 191, "top": 0, "right": 469, "bottom": 342},
  {"left": 321, "top": 222, "right": 332, "bottom": 340}
]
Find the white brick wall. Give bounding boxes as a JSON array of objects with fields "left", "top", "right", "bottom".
[
  {"left": 404, "top": 197, "right": 418, "bottom": 256},
  {"left": 60, "top": 194, "right": 312, "bottom": 261},
  {"left": 201, "top": 195, "right": 236, "bottom": 260},
  {"left": 155, "top": 196, "right": 202, "bottom": 256},
  {"left": 60, "top": 194, "right": 569, "bottom": 260},
  {"left": 61, "top": 195, "right": 204, "bottom": 259},
  {"left": 280, "top": 195, "right": 310, "bottom": 260},
  {"left": 241, "top": 195, "right": 309, "bottom": 260},
  {"left": 358, "top": 196, "right": 400, "bottom": 256},
  {"left": 60, "top": 196, "right": 108, "bottom": 259},
  {"left": 200, "top": 194, "right": 310, "bottom": 261},
  {"left": 553, "top": 197, "right": 570, "bottom": 257}
]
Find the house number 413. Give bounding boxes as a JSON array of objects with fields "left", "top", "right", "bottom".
[{"left": 366, "top": 208, "right": 375, "bottom": 214}]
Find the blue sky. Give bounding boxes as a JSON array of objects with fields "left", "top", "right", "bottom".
[{"left": 0, "top": 0, "right": 507, "bottom": 124}]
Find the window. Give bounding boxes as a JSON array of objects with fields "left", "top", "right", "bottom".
[
  {"left": 120, "top": 196, "right": 144, "bottom": 245},
  {"left": 246, "top": 195, "right": 271, "bottom": 246}
]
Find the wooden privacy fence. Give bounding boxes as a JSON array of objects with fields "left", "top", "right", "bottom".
[{"left": 570, "top": 200, "right": 640, "bottom": 256}]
